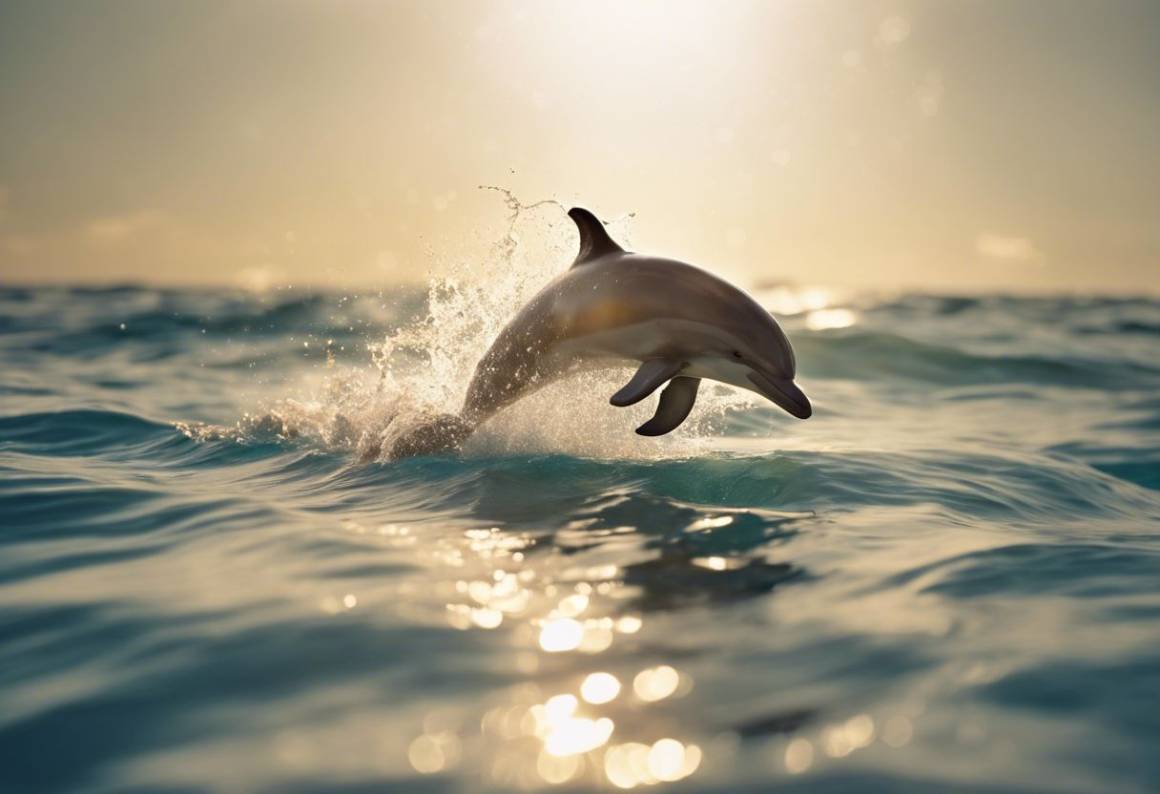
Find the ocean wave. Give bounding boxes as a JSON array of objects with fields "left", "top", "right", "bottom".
[{"left": 795, "top": 329, "right": 1160, "bottom": 390}]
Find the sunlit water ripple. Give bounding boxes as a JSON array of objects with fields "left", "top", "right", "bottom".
[{"left": 1, "top": 281, "right": 1159, "bottom": 794}]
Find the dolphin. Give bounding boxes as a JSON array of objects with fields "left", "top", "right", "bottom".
[{"left": 385, "top": 207, "right": 810, "bottom": 458}]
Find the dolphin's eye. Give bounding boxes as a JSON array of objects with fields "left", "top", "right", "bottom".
[{"left": 732, "top": 350, "right": 743, "bottom": 359}]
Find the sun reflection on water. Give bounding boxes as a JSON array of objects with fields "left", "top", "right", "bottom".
[
  {"left": 805, "top": 307, "right": 858, "bottom": 330},
  {"left": 761, "top": 285, "right": 835, "bottom": 317},
  {"left": 384, "top": 514, "right": 726, "bottom": 789},
  {"left": 379, "top": 508, "right": 911, "bottom": 790},
  {"left": 336, "top": 514, "right": 782, "bottom": 789},
  {"left": 784, "top": 737, "right": 814, "bottom": 774},
  {"left": 580, "top": 672, "right": 621, "bottom": 705},
  {"left": 538, "top": 617, "right": 585, "bottom": 652},
  {"left": 604, "top": 739, "right": 703, "bottom": 788},
  {"left": 632, "top": 665, "right": 682, "bottom": 702},
  {"left": 755, "top": 284, "right": 859, "bottom": 331}
]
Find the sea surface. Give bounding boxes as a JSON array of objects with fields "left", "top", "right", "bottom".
[{"left": 2, "top": 269, "right": 1159, "bottom": 793}]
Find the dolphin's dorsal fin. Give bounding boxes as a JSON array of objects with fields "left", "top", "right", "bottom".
[{"left": 569, "top": 207, "right": 625, "bottom": 266}]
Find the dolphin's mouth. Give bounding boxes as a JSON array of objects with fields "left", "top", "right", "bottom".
[{"left": 746, "top": 371, "right": 812, "bottom": 419}]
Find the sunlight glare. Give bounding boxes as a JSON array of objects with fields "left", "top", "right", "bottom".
[
  {"left": 805, "top": 308, "right": 857, "bottom": 330},
  {"left": 580, "top": 672, "right": 622, "bottom": 705},
  {"left": 633, "top": 665, "right": 680, "bottom": 702},
  {"left": 544, "top": 716, "right": 615, "bottom": 757},
  {"left": 784, "top": 737, "right": 814, "bottom": 774},
  {"left": 615, "top": 615, "right": 643, "bottom": 634},
  {"left": 539, "top": 618, "right": 585, "bottom": 652},
  {"left": 764, "top": 286, "right": 833, "bottom": 316}
]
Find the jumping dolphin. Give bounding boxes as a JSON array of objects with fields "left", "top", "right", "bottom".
[{"left": 386, "top": 207, "right": 810, "bottom": 458}]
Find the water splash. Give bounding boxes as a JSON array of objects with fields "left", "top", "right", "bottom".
[{"left": 206, "top": 192, "right": 759, "bottom": 462}]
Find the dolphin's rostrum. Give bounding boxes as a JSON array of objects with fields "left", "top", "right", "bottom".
[{"left": 386, "top": 207, "right": 810, "bottom": 458}]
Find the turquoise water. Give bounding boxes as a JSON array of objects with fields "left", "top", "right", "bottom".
[{"left": 1, "top": 281, "right": 1159, "bottom": 793}]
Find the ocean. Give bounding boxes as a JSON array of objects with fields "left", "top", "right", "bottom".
[{"left": 2, "top": 270, "right": 1159, "bottom": 792}]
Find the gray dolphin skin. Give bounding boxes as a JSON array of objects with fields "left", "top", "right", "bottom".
[{"left": 386, "top": 207, "right": 810, "bottom": 458}]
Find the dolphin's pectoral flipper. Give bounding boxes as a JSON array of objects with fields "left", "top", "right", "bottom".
[
  {"left": 636, "top": 376, "right": 701, "bottom": 436},
  {"left": 568, "top": 207, "right": 626, "bottom": 266},
  {"left": 610, "top": 359, "right": 685, "bottom": 407}
]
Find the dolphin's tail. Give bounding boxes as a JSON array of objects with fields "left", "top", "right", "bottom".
[{"left": 382, "top": 412, "right": 474, "bottom": 460}]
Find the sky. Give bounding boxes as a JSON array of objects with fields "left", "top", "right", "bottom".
[{"left": 0, "top": 0, "right": 1157, "bottom": 294}]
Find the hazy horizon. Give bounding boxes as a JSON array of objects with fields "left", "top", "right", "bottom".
[{"left": 2, "top": 0, "right": 1157, "bottom": 295}]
